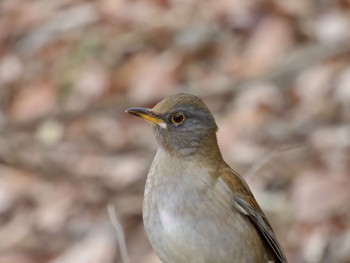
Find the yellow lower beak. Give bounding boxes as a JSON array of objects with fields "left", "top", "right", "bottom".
[{"left": 125, "top": 107, "right": 165, "bottom": 126}]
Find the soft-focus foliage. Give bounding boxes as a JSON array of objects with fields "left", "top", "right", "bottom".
[{"left": 0, "top": 0, "right": 350, "bottom": 262}]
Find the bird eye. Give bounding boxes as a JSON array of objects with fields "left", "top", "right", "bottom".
[{"left": 171, "top": 113, "right": 185, "bottom": 125}]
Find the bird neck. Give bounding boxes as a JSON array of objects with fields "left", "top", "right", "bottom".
[
  {"left": 159, "top": 132, "right": 224, "bottom": 166},
  {"left": 196, "top": 133, "right": 224, "bottom": 165}
]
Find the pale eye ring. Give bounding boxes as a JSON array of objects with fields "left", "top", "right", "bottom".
[{"left": 171, "top": 112, "right": 185, "bottom": 125}]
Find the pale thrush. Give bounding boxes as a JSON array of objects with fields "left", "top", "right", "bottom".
[{"left": 126, "top": 93, "right": 287, "bottom": 263}]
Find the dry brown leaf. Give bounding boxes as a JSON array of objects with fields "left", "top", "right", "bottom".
[{"left": 8, "top": 81, "right": 57, "bottom": 122}]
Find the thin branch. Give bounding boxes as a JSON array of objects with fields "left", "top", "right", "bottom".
[
  {"left": 244, "top": 145, "right": 307, "bottom": 180},
  {"left": 107, "top": 204, "right": 130, "bottom": 263}
]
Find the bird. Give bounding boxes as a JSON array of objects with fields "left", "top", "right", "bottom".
[{"left": 126, "top": 93, "right": 287, "bottom": 263}]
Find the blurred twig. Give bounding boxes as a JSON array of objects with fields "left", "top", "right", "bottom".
[
  {"left": 244, "top": 145, "right": 307, "bottom": 180},
  {"left": 107, "top": 204, "right": 131, "bottom": 263}
]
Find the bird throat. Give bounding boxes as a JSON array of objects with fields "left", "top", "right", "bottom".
[{"left": 154, "top": 127, "right": 222, "bottom": 163}]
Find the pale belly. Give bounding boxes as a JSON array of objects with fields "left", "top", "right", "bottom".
[{"left": 142, "top": 176, "right": 268, "bottom": 263}]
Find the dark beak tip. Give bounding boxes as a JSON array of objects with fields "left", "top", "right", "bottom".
[
  {"left": 125, "top": 107, "right": 139, "bottom": 114},
  {"left": 125, "top": 107, "right": 152, "bottom": 115}
]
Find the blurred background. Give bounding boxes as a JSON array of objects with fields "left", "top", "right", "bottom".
[{"left": 0, "top": 0, "right": 350, "bottom": 262}]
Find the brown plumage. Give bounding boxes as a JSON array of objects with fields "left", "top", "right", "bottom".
[{"left": 126, "top": 93, "right": 287, "bottom": 263}]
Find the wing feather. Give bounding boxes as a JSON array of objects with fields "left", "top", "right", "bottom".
[
  {"left": 233, "top": 195, "right": 287, "bottom": 263},
  {"left": 220, "top": 168, "right": 287, "bottom": 263}
]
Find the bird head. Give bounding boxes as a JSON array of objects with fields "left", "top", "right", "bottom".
[{"left": 126, "top": 93, "right": 220, "bottom": 157}]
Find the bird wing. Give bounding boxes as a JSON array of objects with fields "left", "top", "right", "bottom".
[{"left": 221, "top": 169, "right": 288, "bottom": 263}]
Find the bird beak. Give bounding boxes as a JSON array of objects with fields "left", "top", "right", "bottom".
[{"left": 125, "top": 107, "right": 166, "bottom": 127}]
